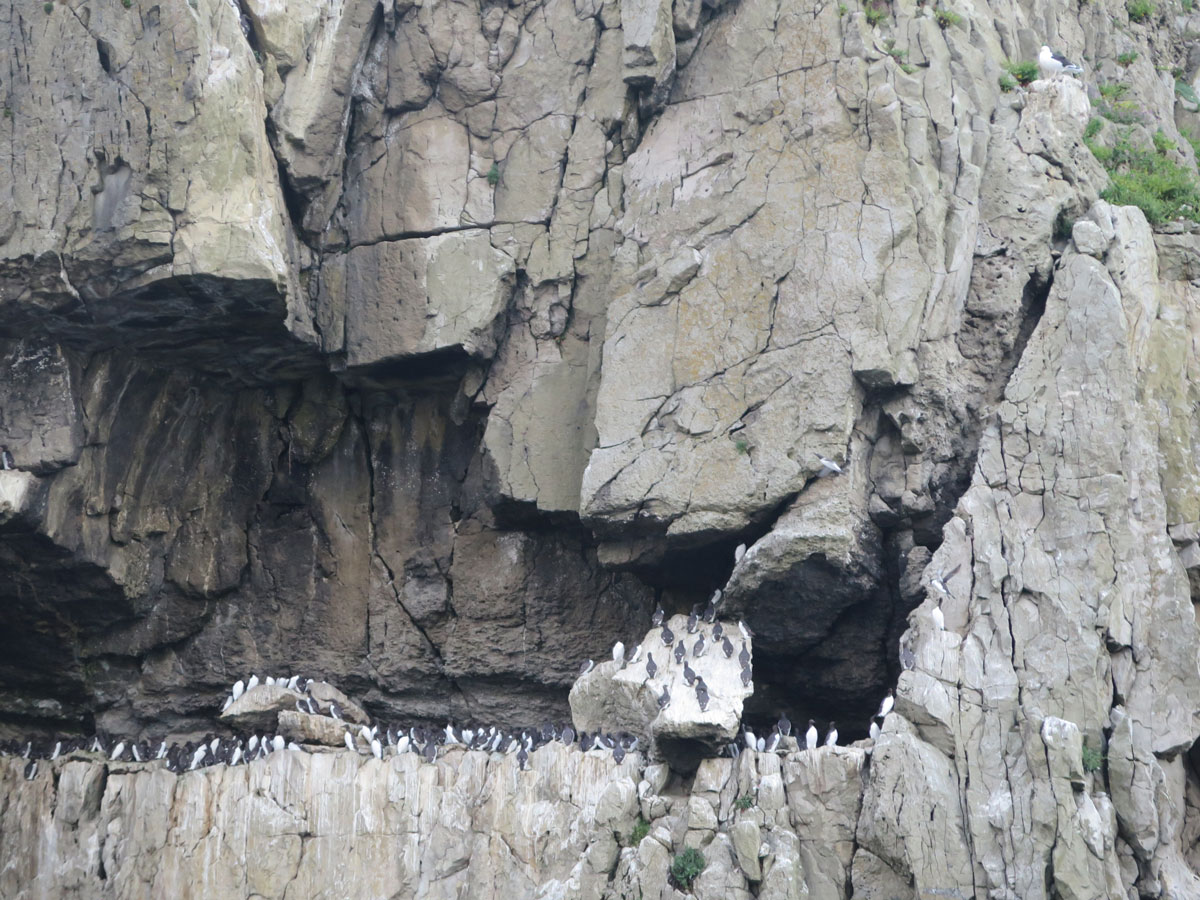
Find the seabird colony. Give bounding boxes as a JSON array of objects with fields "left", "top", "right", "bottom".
[{"left": 5, "top": 452, "right": 909, "bottom": 779}]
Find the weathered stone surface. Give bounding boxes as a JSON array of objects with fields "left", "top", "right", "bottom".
[{"left": 569, "top": 616, "right": 751, "bottom": 764}]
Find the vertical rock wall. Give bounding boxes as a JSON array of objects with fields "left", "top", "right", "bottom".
[{"left": 3, "top": 0, "right": 1200, "bottom": 893}]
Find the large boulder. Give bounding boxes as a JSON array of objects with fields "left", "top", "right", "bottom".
[{"left": 569, "top": 615, "right": 752, "bottom": 767}]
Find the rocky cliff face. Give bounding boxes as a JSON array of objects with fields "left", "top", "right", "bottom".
[{"left": 4, "top": 0, "right": 1200, "bottom": 893}]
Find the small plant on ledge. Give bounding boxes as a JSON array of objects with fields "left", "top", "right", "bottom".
[
  {"left": 735, "top": 794, "right": 755, "bottom": 811},
  {"left": 671, "top": 847, "right": 706, "bottom": 891}
]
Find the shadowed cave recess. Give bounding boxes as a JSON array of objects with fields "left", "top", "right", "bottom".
[{"left": 0, "top": 265, "right": 1050, "bottom": 744}]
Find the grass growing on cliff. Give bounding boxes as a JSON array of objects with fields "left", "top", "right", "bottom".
[
  {"left": 1177, "top": 79, "right": 1199, "bottom": 105},
  {"left": 670, "top": 848, "right": 706, "bottom": 890},
  {"left": 735, "top": 794, "right": 755, "bottom": 810},
  {"left": 1117, "top": 51, "right": 1139, "bottom": 66},
  {"left": 864, "top": 3, "right": 887, "bottom": 26},
  {"left": 999, "top": 73, "right": 1017, "bottom": 92},
  {"left": 1081, "top": 742, "right": 1105, "bottom": 773},
  {"left": 934, "top": 6, "right": 963, "bottom": 27},
  {"left": 1127, "top": 0, "right": 1155, "bottom": 20},
  {"left": 629, "top": 817, "right": 650, "bottom": 845},
  {"left": 487, "top": 163, "right": 501, "bottom": 187},
  {"left": 1085, "top": 124, "right": 1200, "bottom": 225},
  {"left": 1004, "top": 59, "right": 1039, "bottom": 87}
]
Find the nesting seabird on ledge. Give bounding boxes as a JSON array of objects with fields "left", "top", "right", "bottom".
[{"left": 1038, "top": 45, "right": 1083, "bottom": 79}]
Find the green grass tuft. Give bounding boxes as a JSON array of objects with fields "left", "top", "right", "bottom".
[
  {"left": 735, "top": 794, "right": 755, "bottom": 810},
  {"left": 934, "top": 6, "right": 963, "bottom": 27},
  {"left": 487, "top": 162, "right": 501, "bottom": 187},
  {"left": 1117, "top": 51, "right": 1138, "bottom": 66},
  {"left": 671, "top": 848, "right": 707, "bottom": 890},
  {"left": 1081, "top": 742, "right": 1105, "bottom": 773},
  {"left": 630, "top": 817, "right": 650, "bottom": 845},
  {"left": 1004, "top": 59, "right": 1039, "bottom": 86},
  {"left": 998, "top": 73, "right": 1016, "bottom": 92},
  {"left": 734, "top": 438, "right": 750, "bottom": 455},
  {"left": 838, "top": 2, "right": 848, "bottom": 13},
  {"left": 43, "top": 1, "right": 53, "bottom": 11},
  {"left": 1177, "top": 79, "right": 1199, "bottom": 105},
  {"left": 1087, "top": 127, "right": 1200, "bottom": 225},
  {"left": 864, "top": 3, "right": 887, "bottom": 26},
  {"left": 1084, "top": 117, "right": 1103, "bottom": 141},
  {"left": 1154, "top": 129, "right": 1176, "bottom": 155},
  {"left": 1128, "top": 0, "right": 1154, "bottom": 20}
]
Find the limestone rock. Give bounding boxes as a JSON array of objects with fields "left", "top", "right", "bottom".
[{"left": 569, "top": 616, "right": 751, "bottom": 765}]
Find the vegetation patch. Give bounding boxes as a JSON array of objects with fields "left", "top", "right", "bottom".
[
  {"left": 1004, "top": 59, "right": 1039, "bottom": 86},
  {"left": 934, "top": 6, "right": 963, "bottom": 27},
  {"left": 1085, "top": 125, "right": 1200, "bottom": 225},
  {"left": 998, "top": 73, "right": 1016, "bottom": 92},
  {"left": 1054, "top": 211, "right": 1075, "bottom": 241},
  {"left": 864, "top": 3, "right": 887, "bottom": 26},
  {"left": 629, "top": 817, "right": 650, "bottom": 845},
  {"left": 1127, "top": 0, "right": 1154, "bottom": 21},
  {"left": 735, "top": 794, "right": 755, "bottom": 811},
  {"left": 1177, "top": 79, "right": 1199, "bottom": 105},
  {"left": 1116, "top": 51, "right": 1138, "bottom": 66},
  {"left": 1081, "top": 742, "right": 1105, "bottom": 773},
  {"left": 734, "top": 438, "right": 750, "bottom": 455},
  {"left": 487, "top": 163, "right": 501, "bottom": 187},
  {"left": 670, "top": 848, "right": 707, "bottom": 891}
]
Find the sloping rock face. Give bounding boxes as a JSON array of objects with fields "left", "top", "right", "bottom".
[{"left": 4, "top": 0, "right": 1200, "bottom": 894}]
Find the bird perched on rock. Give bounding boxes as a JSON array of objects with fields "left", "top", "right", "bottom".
[
  {"left": 825, "top": 722, "right": 838, "bottom": 747},
  {"left": 652, "top": 606, "right": 665, "bottom": 627},
  {"left": 0, "top": 446, "right": 14, "bottom": 470},
  {"left": 930, "top": 564, "right": 961, "bottom": 596},
  {"left": 734, "top": 543, "right": 746, "bottom": 562},
  {"left": 246, "top": 674, "right": 260, "bottom": 691},
  {"left": 931, "top": 605, "right": 945, "bottom": 631},
  {"left": 687, "top": 606, "right": 699, "bottom": 634},
  {"left": 613, "top": 743, "right": 626, "bottom": 764},
  {"left": 693, "top": 634, "right": 706, "bottom": 658},
  {"left": 645, "top": 653, "right": 657, "bottom": 680},
  {"left": 869, "top": 718, "right": 882, "bottom": 741},
  {"left": 231, "top": 679, "right": 245, "bottom": 701},
  {"left": 805, "top": 719, "right": 818, "bottom": 751},
  {"left": 712, "top": 622, "right": 723, "bottom": 641},
  {"left": 579, "top": 659, "right": 595, "bottom": 676},
  {"left": 329, "top": 701, "right": 344, "bottom": 720},
  {"left": 777, "top": 714, "right": 791, "bottom": 737},
  {"left": 674, "top": 642, "right": 686, "bottom": 664},
  {"left": 23, "top": 759, "right": 36, "bottom": 780},
  {"left": 695, "top": 677, "right": 709, "bottom": 712},
  {"left": 683, "top": 661, "right": 696, "bottom": 686},
  {"left": 344, "top": 731, "right": 356, "bottom": 753},
  {"left": 661, "top": 625, "right": 674, "bottom": 646},
  {"left": 722, "top": 636, "right": 734, "bottom": 658},
  {"left": 625, "top": 644, "right": 643, "bottom": 666},
  {"left": 738, "top": 642, "right": 751, "bottom": 667},
  {"left": 612, "top": 641, "right": 625, "bottom": 664},
  {"left": 1038, "top": 45, "right": 1083, "bottom": 79},
  {"left": 657, "top": 686, "right": 671, "bottom": 709},
  {"left": 740, "top": 665, "right": 753, "bottom": 687},
  {"left": 815, "top": 452, "right": 842, "bottom": 474},
  {"left": 738, "top": 620, "right": 754, "bottom": 641},
  {"left": 878, "top": 691, "right": 894, "bottom": 719}
]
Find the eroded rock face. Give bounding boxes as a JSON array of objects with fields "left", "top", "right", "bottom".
[{"left": 4, "top": 0, "right": 1200, "bottom": 893}]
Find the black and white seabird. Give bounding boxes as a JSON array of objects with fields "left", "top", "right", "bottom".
[
  {"left": 687, "top": 607, "right": 699, "bottom": 634},
  {"left": 579, "top": 659, "right": 595, "bottom": 676},
  {"left": 625, "top": 644, "right": 643, "bottom": 666},
  {"left": 899, "top": 644, "right": 916, "bottom": 670},
  {"left": 232, "top": 679, "right": 245, "bottom": 701},
  {"left": 657, "top": 686, "right": 671, "bottom": 709},
  {"left": 778, "top": 714, "right": 792, "bottom": 737},
  {"left": 612, "top": 641, "right": 626, "bottom": 664},
  {"left": 738, "top": 642, "right": 751, "bottom": 667},
  {"left": 23, "top": 759, "right": 37, "bottom": 780},
  {"left": 561, "top": 725, "right": 575, "bottom": 745},
  {"left": 702, "top": 602, "right": 716, "bottom": 624},
  {"left": 683, "top": 661, "right": 696, "bottom": 686},
  {"left": 246, "top": 674, "right": 260, "bottom": 691},
  {"left": 695, "top": 677, "right": 709, "bottom": 712},
  {"left": 329, "top": 701, "right": 344, "bottom": 720},
  {"left": 712, "top": 622, "right": 723, "bottom": 640},
  {"left": 765, "top": 730, "right": 781, "bottom": 752},
  {"left": 825, "top": 722, "right": 838, "bottom": 747},
  {"left": 743, "top": 726, "right": 756, "bottom": 750},
  {"left": 878, "top": 691, "right": 894, "bottom": 719},
  {"left": 931, "top": 604, "right": 945, "bottom": 631},
  {"left": 738, "top": 620, "right": 754, "bottom": 641},
  {"left": 0, "top": 446, "right": 14, "bottom": 470},
  {"left": 869, "top": 718, "right": 881, "bottom": 741},
  {"left": 652, "top": 606, "right": 665, "bottom": 627},
  {"left": 673, "top": 642, "right": 686, "bottom": 664},
  {"left": 613, "top": 743, "right": 626, "bottom": 764},
  {"left": 344, "top": 731, "right": 356, "bottom": 753},
  {"left": 646, "top": 653, "right": 658, "bottom": 680},
  {"left": 740, "top": 665, "right": 753, "bottom": 687},
  {"left": 722, "top": 636, "right": 734, "bottom": 658},
  {"left": 805, "top": 719, "right": 818, "bottom": 751},
  {"left": 1038, "top": 45, "right": 1083, "bottom": 79},
  {"left": 734, "top": 542, "right": 746, "bottom": 562},
  {"left": 693, "top": 634, "right": 706, "bottom": 658},
  {"left": 661, "top": 625, "right": 674, "bottom": 646}
]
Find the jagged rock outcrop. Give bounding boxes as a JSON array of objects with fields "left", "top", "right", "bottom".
[{"left": 4, "top": 0, "right": 1200, "bottom": 893}]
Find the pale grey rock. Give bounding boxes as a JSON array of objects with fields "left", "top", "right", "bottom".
[
  {"left": 276, "top": 709, "right": 350, "bottom": 747},
  {"left": 731, "top": 820, "right": 764, "bottom": 880},
  {"left": 1072, "top": 219, "right": 1108, "bottom": 257}
]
